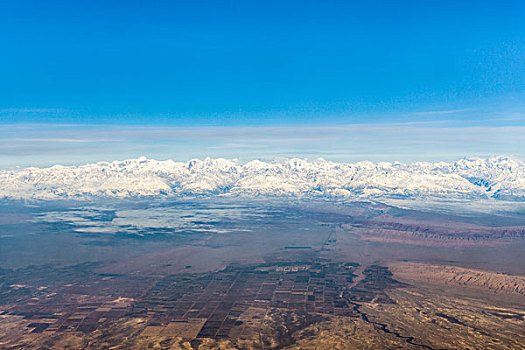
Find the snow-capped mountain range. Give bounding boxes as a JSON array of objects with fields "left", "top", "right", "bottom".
[{"left": 1, "top": 156, "right": 524, "bottom": 201}]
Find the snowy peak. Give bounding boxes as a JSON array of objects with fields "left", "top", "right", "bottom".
[{"left": 1, "top": 156, "right": 524, "bottom": 201}]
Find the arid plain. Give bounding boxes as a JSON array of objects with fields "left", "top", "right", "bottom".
[{"left": 1, "top": 199, "right": 524, "bottom": 349}]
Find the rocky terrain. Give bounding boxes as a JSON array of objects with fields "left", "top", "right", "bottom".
[
  {"left": 390, "top": 262, "right": 525, "bottom": 296},
  {"left": 344, "top": 217, "right": 525, "bottom": 245}
]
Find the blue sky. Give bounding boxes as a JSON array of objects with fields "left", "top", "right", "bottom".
[{"left": 0, "top": 1, "right": 524, "bottom": 166}]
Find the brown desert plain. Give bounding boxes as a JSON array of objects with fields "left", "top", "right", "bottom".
[{"left": 0, "top": 199, "right": 524, "bottom": 349}]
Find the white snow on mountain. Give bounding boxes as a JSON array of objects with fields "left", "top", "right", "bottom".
[{"left": 1, "top": 156, "right": 524, "bottom": 201}]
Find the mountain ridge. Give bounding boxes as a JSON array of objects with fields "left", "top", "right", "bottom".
[{"left": 1, "top": 156, "right": 524, "bottom": 201}]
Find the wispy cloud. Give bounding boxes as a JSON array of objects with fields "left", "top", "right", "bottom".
[
  {"left": 208, "top": 143, "right": 264, "bottom": 149},
  {"left": 10, "top": 138, "right": 122, "bottom": 143},
  {"left": 413, "top": 108, "right": 474, "bottom": 116},
  {"left": 0, "top": 108, "right": 65, "bottom": 113},
  {"left": 1, "top": 123, "right": 524, "bottom": 168},
  {"left": 486, "top": 112, "right": 525, "bottom": 122}
]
